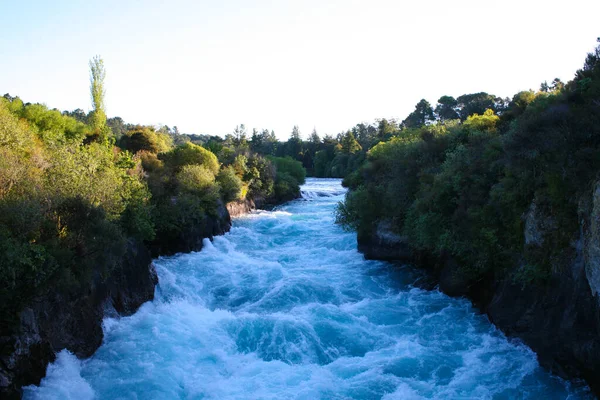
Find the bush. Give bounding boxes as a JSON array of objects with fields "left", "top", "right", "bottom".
[
  {"left": 273, "top": 172, "right": 300, "bottom": 203},
  {"left": 138, "top": 150, "right": 164, "bottom": 172},
  {"left": 176, "top": 164, "right": 216, "bottom": 195},
  {"left": 335, "top": 185, "right": 376, "bottom": 237},
  {"left": 163, "top": 142, "right": 220, "bottom": 174},
  {"left": 267, "top": 156, "right": 306, "bottom": 184},
  {"left": 217, "top": 166, "right": 243, "bottom": 202},
  {"left": 120, "top": 126, "right": 172, "bottom": 154},
  {"left": 0, "top": 101, "right": 36, "bottom": 153},
  {"left": 0, "top": 196, "right": 127, "bottom": 327},
  {"left": 246, "top": 154, "right": 275, "bottom": 200},
  {"left": 337, "top": 40, "right": 600, "bottom": 286}
]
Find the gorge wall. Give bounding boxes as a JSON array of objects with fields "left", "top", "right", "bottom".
[
  {"left": 357, "top": 184, "right": 600, "bottom": 396},
  {"left": 0, "top": 202, "right": 234, "bottom": 399}
]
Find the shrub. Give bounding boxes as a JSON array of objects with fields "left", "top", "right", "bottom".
[
  {"left": 246, "top": 154, "right": 275, "bottom": 200},
  {"left": 120, "top": 126, "right": 172, "bottom": 154},
  {"left": 138, "top": 150, "right": 164, "bottom": 172},
  {"left": 176, "top": 165, "right": 216, "bottom": 195},
  {"left": 273, "top": 172, "right": 300, "bottom": 203},
  {"left": 217, "top": 166, "right": 243, "bottom": 202},
  {"left": 164, "top": 142, "right": 220, "bottom": 175},
  {"left": 267, "top": 156, "right": 306, "bottom": 184}
]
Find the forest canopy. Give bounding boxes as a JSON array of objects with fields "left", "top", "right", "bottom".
[{"left": 336, "top": 38, "right": 600, "bottom": 287}]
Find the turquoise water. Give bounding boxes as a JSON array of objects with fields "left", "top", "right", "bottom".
[{"left": 25, "top": 178, "right": 591, "bottom": 399}]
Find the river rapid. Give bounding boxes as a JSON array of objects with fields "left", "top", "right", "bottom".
[{"left": 25, "top": 178, "right": 591, "bottom": 399}]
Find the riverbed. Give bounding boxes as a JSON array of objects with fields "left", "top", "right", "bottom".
[{"left": 25, "top": 178, "right": 591, "bottom": 399}]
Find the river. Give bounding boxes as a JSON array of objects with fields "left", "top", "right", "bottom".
[{"left": 24, "top": 178, "right": 591, "bottom": 399}]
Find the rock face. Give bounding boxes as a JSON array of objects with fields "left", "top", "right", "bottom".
[
  {"left": 523, "top": 200, "right": 556, "bottom": 247},
  {"left": 484, "top": 189, "right": 600, "bottom": 394},
  {"left": 485, "top": 247, "right": 600, "bottom": 394},
  {"left": 584, "top": 183, "right": 600, "bottom": 300},
  {"left": 0, "top": 197, "right": 255, "bottom": 398},
  {"left": 0, "top": 239, "right": 157, "bottom": 399},
  {"left": 356, "top": 189, "right": 600, "bottom": 396},
  {"left": 0, "top": 193, "right": 274, "bottom": 398},
  {"left": 357, "top": 220, "right": 413, "bottom": 261},
  {"left": 226, "top": 199, "right": 256, "bottom": 218},
  {"left": 148, "top": 201, "right": 232, "bottom": 257}
]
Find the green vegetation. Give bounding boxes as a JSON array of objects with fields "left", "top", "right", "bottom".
[
  {"left": 337, "top": 39, "right": 600, "bottom": 285},
  {"left": 0, "top": 57, "right": 305, "bottom": 331},
  {"left": 0, "top": 95, "right": 144, "bottom": 329},
  {"left": 268, "top": 156, "right": 306, "bottom": 202},
  {"left": 4, "top": 37, "right": 597, "bottom": 335}
]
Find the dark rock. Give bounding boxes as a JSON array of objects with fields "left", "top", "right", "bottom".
[
  {"left": 149, "top": 201, "right": 232, "bottom": 257},
  {"left": 226, "top": 199, "right": 256, "bottom": 218},
  {"left": 355, "top": 196, "right": 600, "bottom": 396},
  {"left": 358, "top": 220, "right": 413, "bottom": 262},
  {"left": 0, "top": 239, "right": 157, "bottom": 399},
  {"left": 438, "top": 259, "right": 471, "bottom": 297},
  {"left": 108, "top": 240, "right": 158, "bottom": 316},
  {"left": 485, "top": 254, "right": 600, "bottom": 395},
  {"left": 1, "top": 197, "right": 248, "bottom": 398}
]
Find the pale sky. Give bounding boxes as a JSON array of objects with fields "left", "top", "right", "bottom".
[{"left": 1, "top": 0, "right": 598, "bottom": 139}]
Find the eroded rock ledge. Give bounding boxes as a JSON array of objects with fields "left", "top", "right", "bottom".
[
  {"left": 356, "top": 189, "right": 600, "bottom": 396},
  {"left": 0, "top": 239, "right": 158, "bottom": 399},
  {"left": 0, "top": 201, "right": 236, "bottom": 399}
]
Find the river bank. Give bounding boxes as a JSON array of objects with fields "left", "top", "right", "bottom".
[
  {"left": 1, "top": 193, "right": 288, "bottom": 399},
  {"left": 24, "top": 179, "right": 591, "bottom": 399},
  {"left": 356, "top": 203, "right": 600, "bottom": 396}
]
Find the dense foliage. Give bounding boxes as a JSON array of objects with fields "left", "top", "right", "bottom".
[
  {"left": 208, "top": 92, "right": 511, "bottom": 180},
  {"left": 337, "top": 39, "right": 600, "bottom": 285},
  {"left": 0, "top": 96, "right": 146, "bottom": 329},
  {"left": 0, "top": 60, "right": 305, "bottom": 331}
]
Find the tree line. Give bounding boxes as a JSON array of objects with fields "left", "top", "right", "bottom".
[
  {"left": 336, "top": 38, "right": 600, "bottom": 287},
  {"left": 0, "top": 57, "right": 305, "bottom": 330},
  {"left": 176, "top": 75, "right": 560, "bottom": 183}
]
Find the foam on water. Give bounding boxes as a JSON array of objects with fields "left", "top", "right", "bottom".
[{"left": 24, "top": 178, "right": 592, "bottom": 399}]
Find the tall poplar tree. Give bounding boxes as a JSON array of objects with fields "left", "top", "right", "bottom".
[{"left": 89, "top": 56, "right": 109, "bottom": 139}]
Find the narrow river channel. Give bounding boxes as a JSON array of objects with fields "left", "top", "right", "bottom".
[{"left": 25, "top": 178, "right": 591, "bottom": 399}]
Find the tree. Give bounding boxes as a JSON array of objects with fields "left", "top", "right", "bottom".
[
  {"left": 286, "top": 125, "right": 303, "bottom": 160},
  {"left": 402, "top": 99, "right": 435, "bottom": 128},
  {"left": 509, "top": 91, "right": 536, "bottom": 112},
  {"left": 340, "top": 131, "right": 362, "bottom": 154},
  {"left": 176, "top": 165, "right": 216, "bottom": 195},
  {"left": 250, "top": 128, "right": 261, "bottom": 152},
  {"left": 265, "top": 130, "right": 278, "bottom": 155},
  {"left": 551, "top": 78, "right": 564, "bottom": 91},
  {"left": 89, "top": 56, "right": 107, "bottom": 132},
  {"left": 64, "top": 108, "right": 88, "bottom": 123},
  {"left": 291, "top": 125, "right": 301, "bottom": 140},
  {"left": 456, "top": 92, "right": 498, "bottom": 120},
  {"left": 582, "top": 37, "right": 600, "bottom": 72},
  {"left": 164, "top": 142, "right": 220, "bottom": 175},
  {"left": 309, "top": 128, "right": 320, "bottom": 146},
  {"left": 232, "top": 124, "right": 248, "bottom": 148},
  {"left": 434, "top": 96, "right": 459, "bottom": 121},
  {"left": 313, "top": 150, "right": 330, "bottom": 177},
  {"left": 107, "top": 116, "right": 127, "bottom": 139},
  {"left": 307, "top": 128, "right": 320, "bottom": 156},
  {"left": 353, "top": 123, "right": 378, "bottom": 148},
  {"left": 120, "top": 126, "right": 172, "bottom": 154},
  {"left": 216, "top": 166, "right": 242, "bottom": 202},
  {"left": 463, "top": 109, "right": 500, "bottom": 132},
  {"left": 376, "top": 118, "right": 397, "bottom": 141}
]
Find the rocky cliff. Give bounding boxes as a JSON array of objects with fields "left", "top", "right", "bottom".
[
  {"left": 148, "top": 201, "right": 232, "bottom": 257},
  {"left": 0, "top": 239, "right": 157, "bottom": 399},
  {"left": 356, "top": 186, "right": 600, "bottom": 395},
  {"left": 226, "top": 198, "right": 256, "bottom": 218},
  {"left": 0, "top": 201, "right": 236, "bottom": 399}
]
